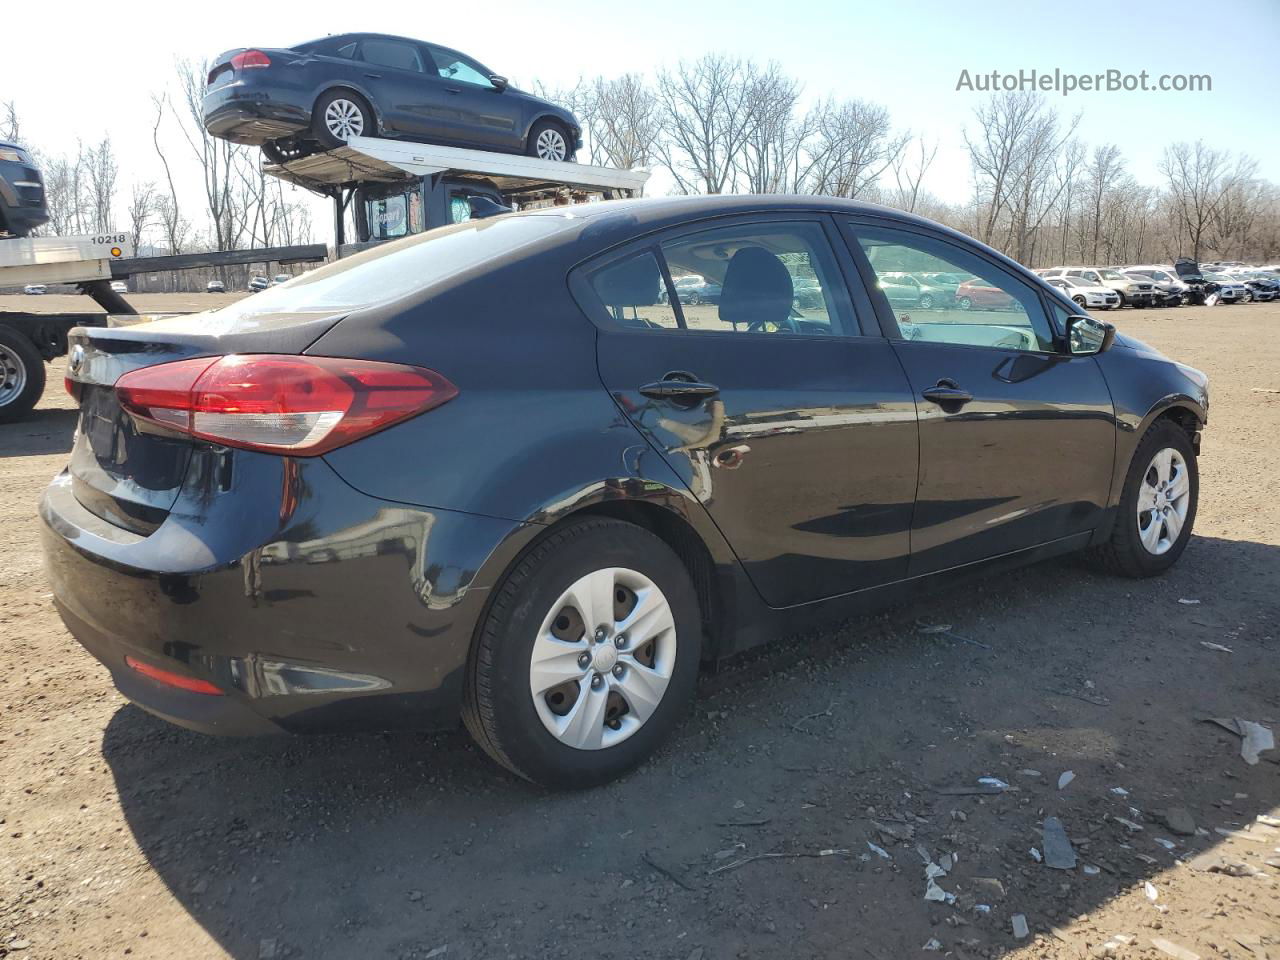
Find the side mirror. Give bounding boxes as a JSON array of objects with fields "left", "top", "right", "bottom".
[
  {"left": 489, "top": 75, "right": 509, "bottom": 92},
  {"left": 1066, "top": 314, "right": 1116, "bottom": 356}
]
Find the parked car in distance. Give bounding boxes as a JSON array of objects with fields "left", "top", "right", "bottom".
[
  {"left": 248, "top": 276, "right": 270, "bottom": 292},
  {"left": 1121, "top": 266, "right": 1190, "bottom": 304},
  {"left": 109, "top": 280, "right": 128, "bottom": 294},
  {"left": 1040, "top": 267, "right": 1158, "bottom": 308},
  {"left": 0, "top": 140, "right": 48, "bottom": 238},
  {"left": 1201, "top": 272, "right": 1247, "bottom": 304},
  {"left": 202, "top": 33, "right": 582, "bottom": 164},
  {"left": 663, "top": 274, "right": 722, "bottom": 305},
  {"left": 273, "top": 273, "right": 291, "bottom": 285},
  {"left": 43, "top": 196, "right": 1208, "bottom": 789},
  {"left": 955, "top": 277, "right": 1016, "bottom": 310},
  {"left": 206, "top": 279, "right": 226, "bottom": 293},
  {"left": 1237, "top": 273, "right": 1278, "bottom": 302},
  {"left": 792, "top": 276, "right": 825, "bottom": 310},
  {"left": 1044, "top": 275, "right": 1119, "bottom": 310},
  {"left": 22, "top": 283, "right": 46, "bottom": 295},
  {"left": 876, "top": 272, "right": 954, "bottom": 310}
]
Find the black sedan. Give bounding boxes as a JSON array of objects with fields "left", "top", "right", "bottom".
[
  {"left": 43, "top": 196, "right": 1208, "bottom": 788},
  {"left": 0, "top": 140, "right": 47, "bottom": 237},
  {"left": 202, "top": 32, "right": 582, "bottom": 163}
]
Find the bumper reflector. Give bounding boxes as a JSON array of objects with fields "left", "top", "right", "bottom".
[{"left": 125, "top": 656, "right": 225, "bottom": 696}]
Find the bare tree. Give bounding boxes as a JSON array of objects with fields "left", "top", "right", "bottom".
[
  {"left": 0, "top": 101, "right": 19, "bottom": 143},
  {"left": 127, "top": 180, "right": 157, "bottom": 251},
  {"left": 83, "top": 137, "right": 119, "bottom": 232},
  {"left": 654, "top": 54, "right": 760, "bottom": 194},
  {"left": 1160, "top": 140, "right": 1236, "bottom": 262},
  {"left": 588, "top": 74, "right": 662, "bottom": 170},
  {"left": 803, "top": 98, "right": 906, "bottom": 200},
  {"left": 734, "top": 64, "right": 807, "bottom": 194},
  {"left": 150, "top": 92, "right": 187, "bottom": 254},
  {"left": 890, "top": 136, "right": 938, "bottom": 213},
  {"left": 1082, "top": 144, "right": 1124, "bottom": 262}
]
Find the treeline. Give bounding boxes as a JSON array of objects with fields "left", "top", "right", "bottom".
[
  {"left": 546, "top": 59, "right": 1279, "bottom": 265},
  {"left": 6, "top": 54, "right": 1279, "bottom": 272}
]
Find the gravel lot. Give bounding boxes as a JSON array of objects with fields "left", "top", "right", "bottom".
[{"left": 1, "top": 298, "right": 1277, "bottom": 960}]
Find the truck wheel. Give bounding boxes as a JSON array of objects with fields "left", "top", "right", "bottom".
[
  {"left": 0, "top": 327, "right": 46, "bottom": 424},
  {"left": 526, "top": 120, "right": 573, "bottom": 162}
]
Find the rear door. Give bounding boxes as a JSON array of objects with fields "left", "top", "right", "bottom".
[
  {"left": 576, "top": 214, "right": 919, "bottom": 608},
  {"left": 355, "top": 38, "right": 436, "bottom": 137},
  {"left": 843, "top": 218, "right": 1115, "bottom": 576}
]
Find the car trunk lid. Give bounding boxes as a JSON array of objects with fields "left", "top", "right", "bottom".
[{"left": 65, "top": 310, "right": 345, "bottom": 535}]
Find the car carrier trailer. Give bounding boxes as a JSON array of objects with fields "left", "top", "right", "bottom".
[
  {"left": 264, "top": 135, "right": 649, "bottom": 253},
  {"left": 0, "top": 234, "right": 326, "bottom": 422}
]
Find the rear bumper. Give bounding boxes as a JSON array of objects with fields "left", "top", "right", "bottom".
[
  {"left": 0, "top": 160, "right": 49, "bottom": 234},
  {"left": 41, "top": 456, "right": 531, "bottom": 736},
  {"left": 202, "top": 83, "right": 311, "bottom": 143}
]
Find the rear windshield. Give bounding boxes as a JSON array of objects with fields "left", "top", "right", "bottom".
[{"left": 208, "top": 216, "right": 571, "bottom": 322}]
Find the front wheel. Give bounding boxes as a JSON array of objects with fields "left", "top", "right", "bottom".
[
  {"left": 957, "top": 296, "right": 972, "bottom": 310},
  {"left": 918, "top": 294, "right": 935, "bottom": 310},
  {"left": 1088, "top": 420, "right": 1198, "bottom": 577},
  {"left": 526, "top": 120, "right": 573, "bottom": 161},
  {"left": 463, "top": 517, "right": 701, "bottom": 788},
  {"left": 1072, "top": 295, "right": 1087, "bottom": 309},
  {"left": 0, "top": 327, "right": 45, "bottom": 424}
]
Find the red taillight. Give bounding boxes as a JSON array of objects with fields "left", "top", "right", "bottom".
[
  {"left": 230, "top": 49, "right": 271, "bottom": 70},
  {"left": 125, "top": 656, "right": 224, "bottom": 696},
  {"left": 115, "top": 355, "right": 458, "bottom": 456}
]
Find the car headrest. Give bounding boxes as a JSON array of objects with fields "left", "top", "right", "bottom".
[
  {"left": 720, "top": 247, "right": 793, "bottom": 329},
  {"left": 595, "top": 256, "right": 660, "bottom": 307}
]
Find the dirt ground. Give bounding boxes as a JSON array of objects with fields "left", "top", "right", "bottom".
[
  {"left": 1, "top": 297, "right": 1277, "bottom": 960},
  {"left": 0, "top": 292, "right": 249, "bottom": 317}
]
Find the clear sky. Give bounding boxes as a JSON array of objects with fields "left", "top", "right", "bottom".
[{"left": 2, "top": 0, "right": 1277, "bottom": 243}]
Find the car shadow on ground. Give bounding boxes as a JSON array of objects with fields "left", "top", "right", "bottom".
[
  {"left": 100, "top": 533, "right": 1280, "bottom": 960},
  {"left": 0, "top": 407, "right": 77, "bottom": 458}
]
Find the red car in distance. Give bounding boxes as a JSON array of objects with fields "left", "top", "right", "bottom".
[{"left": 956, "top": 278, "right": 1017, "bottom": 310}]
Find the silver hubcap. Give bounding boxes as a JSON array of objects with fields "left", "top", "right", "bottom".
[
  {"left": 0, "top": 343, "right": 27, "bottom": 407},
  {"left": 324, "top": 99, "right": 365, "bottom": 141},
  {"left": 1137, "top": 447, "right": 1190, "bottom": 555},
  {"left": 529, "top": 567, "right": 677, "bottom": 750},
  {"left": 535, "top": 128, "right": 567, "bottom": 161}
]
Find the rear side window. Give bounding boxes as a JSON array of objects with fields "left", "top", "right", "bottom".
[
  {"left": 335, "top": 41, "right": 357, "bottom": 59},
  {"left": 588, "top": 253, "right": 681, "bottom": 330},
  {"left": 659, "top": 222, "right": 851, "bottom": 336},
  {"left": 360, "top": 40, "right": 424, "bottom": 72}
]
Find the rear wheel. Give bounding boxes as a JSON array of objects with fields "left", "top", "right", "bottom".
[
  {"left": 260, "top": 139, "right": 311, "bottom": 165},
  {"left": 0, "top": 327, "right": 45, "bottom": 424},
  {"left": 918, "top": 293, "right": 935, "bottom": 310},
  {"left": 1089, "top": 419, "right": 1197, "bottom": 577},
  {"left": 462, "top": 517, "right": 701, "bottom": 788},
  {"left": 957, "top": 296, "right": 972, "bottom": 310},
  {"left": 526, "top": 120, "right": 573, "bottom": 161},
  {"left": 1072, "top": 295, "right": 1087, "bottom": 309},
  {"left": 312, "top": 90, "right": 372, "bottom": 149}
]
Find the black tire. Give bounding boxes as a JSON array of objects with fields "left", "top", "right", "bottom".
[
  {"left": 0, "top": 327, "right": 46, "bottom": 424},
  {"left": 1088, "top": 419, "right": 1198, "bottom": 578},
  {"left": 918, "top": 294, "right": 934, "bottom": 310},
  {"left": 462, "top": 517, "right": 701, "bottom": 788},
  {"left": 1072, "top": 295, "right": 1087, "bottom": 309},
  {"left": 525, "top": 119, "right": 574, "bottom": 162},
  {"left": 957, "top": 296, "right": 972, "bottom": 310},
  {"left": 312, "top": 89, "right": 373, "bottom": 150},
  {"left": 260, "top": 139, "right": 311, "bottom": 165},
  {"left": 1114, "top": 292, "right": 1127, "bottom": 308}
]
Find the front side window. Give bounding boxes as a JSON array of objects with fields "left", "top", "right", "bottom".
[
  {"left": 852, "top": 223, "right": 1056, "bottom": 353},
  {"left": 360, "top": 40, "right": 424, "bottom": 72},
  {"left": 428, "top": 46, "right": 494, "bottom": 87},
  {"left": 658, "top": 221, "right": 852, "bottom": 336}
]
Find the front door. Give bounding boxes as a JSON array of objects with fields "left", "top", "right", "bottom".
[
  {"left": 422, "top": 46, "right": 523, "bottom": 151},
  {"left": 579, "top": 215, "right": 920, "bottom": 608},
  {"left": 845, "top": 219, "right": 1116, "bottom": 576}
]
